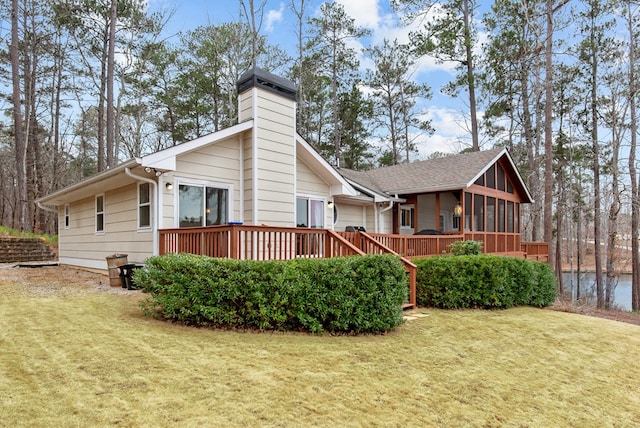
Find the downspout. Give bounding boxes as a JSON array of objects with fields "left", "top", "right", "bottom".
[
  {"left": 378, "top": 200, "right": 394, "bottom": 233},
  {"left": 125, "top": 167, "right": 158, "bottom": 256}
]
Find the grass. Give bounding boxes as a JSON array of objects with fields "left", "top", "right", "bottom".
[
  {"left": 2, "top": 270, "right": 640, "bottom": 427},
  {"left": 0, "top": 225, "right": 57, "bottom": 245}
]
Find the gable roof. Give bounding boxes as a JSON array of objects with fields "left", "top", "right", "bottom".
[{"left": 338, "top": 148, "right": 533, "bottom": 203}]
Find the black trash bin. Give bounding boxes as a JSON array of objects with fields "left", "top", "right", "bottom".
[{"left": 119, "top": 264, "right": 144, "bottom": 290}]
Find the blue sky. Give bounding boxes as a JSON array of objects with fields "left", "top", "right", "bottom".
[{"left": 147, "top": 0, "right": 471, "bottom": 158}]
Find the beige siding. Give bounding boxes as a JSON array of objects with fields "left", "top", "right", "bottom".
[
  {"left": 254, "top": 90, "right": 296, "bottom": 226},
  {"left": 335, "top": 202, "right": 367, "bottom": 232},
  {"left": 297, "top": 158, "right": 330, "bottom": 196},
  {"left": 58, "top": 183, "right": 153, "bottom": 269},
  {"left": 238, "top": 91, "right": 253, "bottom": 122},
  {"left": 418, "top": 194, "right": 437, "bottom": 230},
  {"left": 173, "top": 136, "right": 243, "bottom": 225},
  {"left": 379, "top": 210, "right": 393, "bottom": 234}
]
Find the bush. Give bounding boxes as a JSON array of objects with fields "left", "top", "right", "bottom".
[
  {"left": 448, "top": 240, "right": 483, "bottom": 256},
  {"left": 134, "top": 253, "right": 408, "bottom": 334},
  {"left": 414, "top": 255, "right": 556, "bottom": 309}
]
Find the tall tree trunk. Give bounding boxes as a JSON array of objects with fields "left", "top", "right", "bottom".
[
  {"left": 606, "top": 102, "right": 622, "bottom": 310},
  {"left": 106, "top": 0, "right": 117, "bottom": 168},
  {"left": 10, "top": 0, "right": 28, "bottom": 231},
  {"left": 628, "top": 2, "right": 640, "bottom": 311},
  {"left": 544, "top": 0, "right": 554, "bottom": 269},
  {"left": 463, "top": 0, "right": 479, "bottom": 152},
  {"left": 590, "top": 18, "right": 604, "bottom": 309}
]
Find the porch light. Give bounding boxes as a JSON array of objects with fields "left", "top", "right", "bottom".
[
  {"left": 327, "top": 201, "right": 334, "bottom": 209},
  {"left": 165, "top": 182, "right": 173, "bottom": 190},
  {"left": 454, "top": 203, "right": 463, "bottom": 217}
]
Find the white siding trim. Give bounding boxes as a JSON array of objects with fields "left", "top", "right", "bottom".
[
  {"left": 252, "top": 88, "right": 259, "bottom": 225},
  {"left": 238, "top": 133, "right": 244, "bottom": 224}
]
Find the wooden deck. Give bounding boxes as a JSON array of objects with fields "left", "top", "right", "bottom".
[{"left": 158, "top": 225, "right": 549, "bottom": 310}]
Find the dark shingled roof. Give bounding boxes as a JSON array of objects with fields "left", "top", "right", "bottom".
[{"left": 338, "top": 148, "right": 524, "bottom": 197}]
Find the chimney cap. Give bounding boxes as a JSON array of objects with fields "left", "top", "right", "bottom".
[{"left": 237, "top": 67, "right": 297, "bottom": 101}]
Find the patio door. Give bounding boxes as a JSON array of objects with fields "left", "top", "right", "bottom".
[
  {"left": 178, "top": 183, "right": 229, "bottom": 227},
  {"left": 296, "top": 197, "right": 325, "bottom": 228}
]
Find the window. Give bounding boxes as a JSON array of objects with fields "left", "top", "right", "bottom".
[
  {"left": 400, "top": 205, "right": 414, "bottom": 229},
  {"left": 486, "top": 197, "right": 496, "bottom": 232},
  {"left": 96, "top": 195, "right": 104, "bottom": 233},
  {"left": 498, "top": 199, "right": 506, "bottom": 232},
  {"left": 178, "top": 184, "right": 228, "bottom": 227},
  {"left": 486, "top": 165, "right": 496, "bottom": 189},
  {"left": 296, "top": 197, "right": 324, "bottom": 228},
  {"left": 507, "top": 179, "right": 514, "bottom": 194},
  {"left": 64, "top": 204, "right": 70, "bottom": 229},
  {"left": 138, "top": 183, "right": 151, "bottom": 229},
  {"left": 507, "top": 201, "right": 514, "bottom": 233},
  {"left": 464, "top": 192, "right": 472, "bottom": 231},
  {"left": 497, "top": 164, "right": 506, "bottom": 191},
  {"left": 474, "top": 194, "right": 484, "bottom": 231}
]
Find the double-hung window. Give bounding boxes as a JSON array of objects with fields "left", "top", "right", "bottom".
[
  {"left": 178, "top": 183, "right": 229, "bottom": 227},
  {"left": 96, "top": 195, "right": 105, "bottom": 233},
  {"left": 296, "top": 197, "right": 324, "bottom": 228},
  {"left": 64, "top": 204, "right": 70, "bottom": 229},
  {"left": 138, "top": 183, "right": 151, "bottom": 229}
]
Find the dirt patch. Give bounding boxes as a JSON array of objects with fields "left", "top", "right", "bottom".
[{"left": 0, "top": 264, "right": 140, "bottom": 298}]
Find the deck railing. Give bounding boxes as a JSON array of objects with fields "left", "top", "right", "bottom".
[
  {"left": 158, "top": 224, "right": 417, "bottom": 308},
  {"left": 159, "top": 225, "right": 366, "bottom": 260},
  {"left": 339, "top": 231, "right": 527, "bottom": 258},
  {"left": 521, "top": 242, "right": 550, "bottom": 262},
  {"left": 158, "top": 225, "right": 549, "bottom": 310}
]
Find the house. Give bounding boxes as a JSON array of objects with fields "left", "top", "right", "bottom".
[
  {"left": 36, "top": 68, "right": 543, "bottom": 273},
  {"left": 337, "top": 148, "right": 533, "bottom": 255}
]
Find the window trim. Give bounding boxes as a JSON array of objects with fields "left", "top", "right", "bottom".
[
  {"left": 138, "top": 182, "right": 152, "bottom": 230},
  {"left": 174, "top": 178, "right": 233, "bottom": 228},
  {"left": 63, "top": 204, "right": 70, "bottom": 230},
  {"left": 400, "top": 204, "right": 415, "bottom": 230},
  {"left": 296, "top": 194, "right": 327, "bottom": 229},
  {"left": 95, "top": 194, "right": 105, "bottom": 235}
]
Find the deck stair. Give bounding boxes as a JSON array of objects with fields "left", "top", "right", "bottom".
[{"left": 0, "top": 237, "right": 57, "bottom": 263}]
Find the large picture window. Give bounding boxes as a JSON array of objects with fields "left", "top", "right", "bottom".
[
  {"left": 296, "top": 197, "right": 324, "bottom": 228},
  {"left": 138, "top": 183, "right": 151, "bottom": 229},
  {"left": 96, "top": 195, "right": 104, "bottom": 233},
  {"left": 178, "top": 184, "right": 228, "bottom": 227}
]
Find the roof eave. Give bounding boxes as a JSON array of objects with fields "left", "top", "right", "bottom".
[{"left": 36, "top": 159, "right": 141, "bottom": 206}]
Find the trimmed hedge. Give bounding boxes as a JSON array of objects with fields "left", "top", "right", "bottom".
[
  {"left": 134, "top": 253, "right": 408, "bottom": 334},
  {"left": 414, "top": 255, "right": 557, "bottom": 309}
]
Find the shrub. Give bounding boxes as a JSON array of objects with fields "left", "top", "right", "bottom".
[
  {"left": 448, "top": 240, "right": 483, "bottom": 256},
  {"left": 414, "top": 255, "right": 556, "bottom": 309},
  {"left": 134, "top": 253, "right": 407, "bottom": 334}
]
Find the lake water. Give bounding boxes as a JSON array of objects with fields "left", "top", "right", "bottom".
[{"left": 561, "top": 272, "right": 632, "bottom": 311}]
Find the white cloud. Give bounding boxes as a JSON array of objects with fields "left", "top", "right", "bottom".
[
  {"left": 266, "top": 2, "right": 285, "bottom": 32},
  {"left": 336, "top": 0, "right": 380, "bottom": 30}
]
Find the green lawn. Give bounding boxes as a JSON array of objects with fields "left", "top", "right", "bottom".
[{"left": 1, "top": 269, "right": 640, "bottom": 427}]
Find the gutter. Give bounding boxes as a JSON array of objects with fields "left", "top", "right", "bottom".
[
  {"left": 125, "top": 167, "right": 158, "bottom": 256},
  {"left": 37, "top": 201, "right": 58, "bottom": 213}
]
